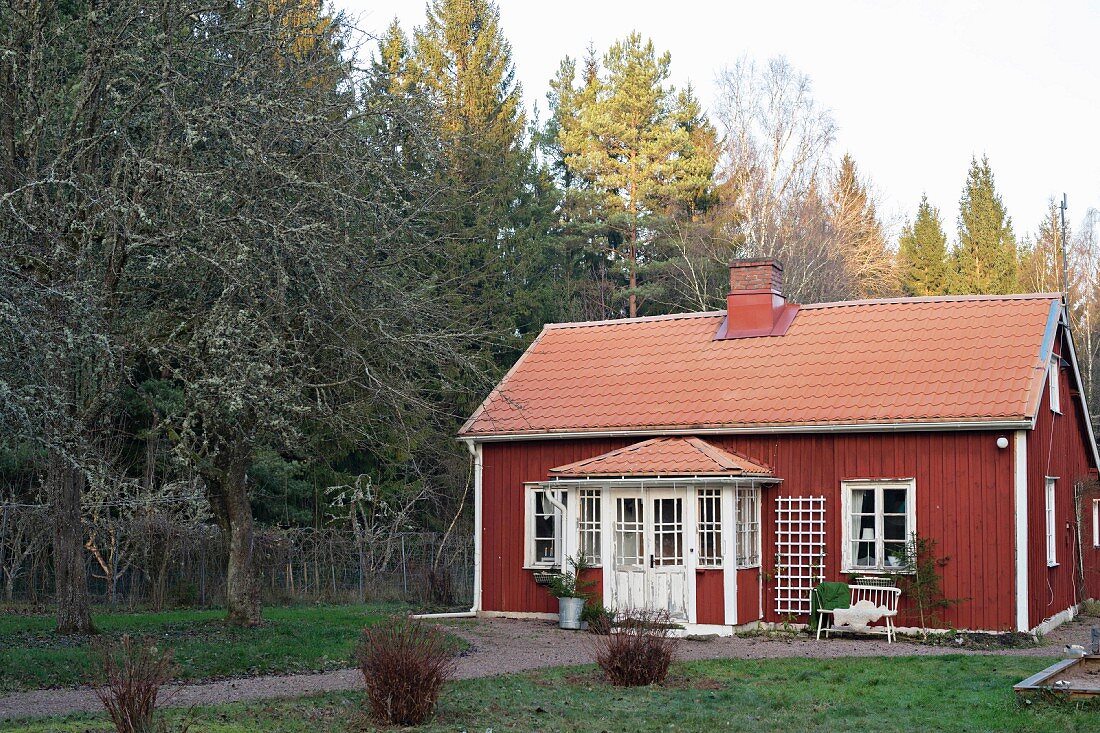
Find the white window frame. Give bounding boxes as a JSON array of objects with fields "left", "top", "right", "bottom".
[
  {"left": 1092, "top": 498, "right": 1099, "bottom": 549},
  {"left": 525, "top": 487, "right": 566, "bottom": 568},
  {"left": 1045, "top": 477, "right": 1057, "bottom": 566},
  {"left": 841, "top": 479, "right": 916, "bottom": 573},
  {"left": 735, "top": 486, "right": 761, "bottom": 568},
  {"left": 1049, "top": 356, "right": 1061, "bottom": 413},
  {"left": 697, "top": 488, "right": 723, "bottom": 568},
  {"left": 577, "top": 488, "right": 602, "bottom": 565}
]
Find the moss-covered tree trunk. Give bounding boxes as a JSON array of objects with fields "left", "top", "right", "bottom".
[
  {"left": 208, "top": 454, "right": 261, "bottom": 626},
  {"left": 50, "top": 452, "right": 93, "bottom": 634}
]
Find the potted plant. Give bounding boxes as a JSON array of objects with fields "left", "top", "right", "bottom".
[{"left": 547, "top": 553, "right": 595, "bottom": 630}]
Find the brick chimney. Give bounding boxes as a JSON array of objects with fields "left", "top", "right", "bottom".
[{"left": 716, "top": 258, "right": 799, "bottom": 339}]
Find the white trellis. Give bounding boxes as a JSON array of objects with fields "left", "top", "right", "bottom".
[{"left": 774, "top": 496, "right": 826, "bottom": 615}]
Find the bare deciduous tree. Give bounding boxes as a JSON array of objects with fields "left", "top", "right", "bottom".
[{"left": 714, "top": 56, "right": 850, "bottom": 303}]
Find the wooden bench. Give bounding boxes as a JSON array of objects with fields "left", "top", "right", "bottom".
[{"left": 816, "top": 577, "right": 901, "bottom": 643}]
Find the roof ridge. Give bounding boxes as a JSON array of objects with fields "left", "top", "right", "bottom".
[
  {"left": 544, "top": 310, "right": 725, "bottom": 330},
  {"left": 801, "top": 293, "right": 1061, "bottom": 309},
  {"left": 537, "top": 293, "right": 1061, "bottom": 331}
]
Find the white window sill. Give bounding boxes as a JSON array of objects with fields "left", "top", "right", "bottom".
[
  {"left": 842, "top": 567, "right": 912, "bottom": 575},
  {"left": 735, "top": 563, "right": 761, "bottom": 570},
  {"left": 1047, "top": 561, "right": 1060, "bottom": 568}
]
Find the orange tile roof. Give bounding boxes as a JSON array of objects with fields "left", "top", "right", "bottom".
[
  {"left": 549, "top": 437, "right": 773, "bottom": 477},
  {"left": 460, "top": 294, "right": 1061, "bottom": 437}
]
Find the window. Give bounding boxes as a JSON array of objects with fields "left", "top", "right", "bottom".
[
  {"left": 697, "top": 489, "right": 722, "bottom": 567},
  {"left": 578, "top": 489, "right": 601, "bottom": 564},
  {"left": 1049, "top": 357, "right": 1061, "bottom": 413},
  {"left": 1093, "top": 499, "right": 1099, "bottom": 549},
  {"left": 528, "top": 488, "right": 566, "bottom": 567},
  {"left": 841, "top": 480, "right": 915, "bottom": 572},
  {"left": 736, "top": 487, "right": 761, "bottom": 567},
  {"left": 1046, "top": 478, "right": 1057, "bottom": 566}
]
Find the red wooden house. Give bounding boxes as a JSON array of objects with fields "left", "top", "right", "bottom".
[{"left": 458, "top": 258, "right": 1100, "bottom": 635}]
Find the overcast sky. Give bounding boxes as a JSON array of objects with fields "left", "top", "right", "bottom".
[{"left": 344, "top": 0, "right": 1100, "bottom": 239}]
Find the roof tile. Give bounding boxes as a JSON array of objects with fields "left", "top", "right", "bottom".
[
  {"left": 549, "top": 437, "right": 773, "bottom": 477},
  {"left": 461, "top": 294, "right": 1059, "bottom": 436}
]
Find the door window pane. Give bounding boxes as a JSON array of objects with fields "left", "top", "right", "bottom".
[
  {"left": 615, "top": 497, "right": 644, "bottom": 566},
  {"left": 652, "top": 497, "right": 683, "bottom": 566}
]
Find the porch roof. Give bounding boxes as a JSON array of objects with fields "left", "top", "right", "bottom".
[{"left": 547, "top": 437, "right": 773, "bottom": 478}]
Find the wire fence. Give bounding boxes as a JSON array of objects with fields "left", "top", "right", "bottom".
[{"left": 0, "top": 503, "right": 473, "bottom": 609}]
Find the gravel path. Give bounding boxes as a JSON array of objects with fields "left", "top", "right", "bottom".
[{"left": 1, "top": 615, "right": 1093, "bottom": 722}]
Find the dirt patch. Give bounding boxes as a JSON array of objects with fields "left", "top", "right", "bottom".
[{"left": 916, "top": 630, "right": 1041, "bottom": 650}]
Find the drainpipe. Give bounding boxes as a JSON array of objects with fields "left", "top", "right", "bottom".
[
  {"left": 412, "top": 440, "right": 482, "bottom": 620},
  {"left": 544, "top": 488, "right": 569, "bottom": 574}
]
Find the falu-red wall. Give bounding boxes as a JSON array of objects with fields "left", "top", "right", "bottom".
[
  {"left": 480, "top": 431, "right": 1019, "bottom": 630},
  {"left": 1029, "top": 331, "right": 1098, "bottom": 628}
]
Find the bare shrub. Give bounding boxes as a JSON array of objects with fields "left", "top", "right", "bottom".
[
  {"left": 93, "top": 635, "right": 177, "bottom": 733},
  {"left": 356, "top": 616, "right": 457, "bottom": 726},
  {"left": 592, "top": 610, "right": 680, "bottom": 686}
]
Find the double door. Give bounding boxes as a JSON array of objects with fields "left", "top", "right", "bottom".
[{"left": 609, "top": 489, "right": 689, "bottom": 620}]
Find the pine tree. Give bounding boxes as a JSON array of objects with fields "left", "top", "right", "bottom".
[
  {"left": 898, "top": 195, "right": 949, "bottom": 296},
  {"left": 829, "top": 154, "right": 895, "bottom": 297},
  {"left": 951, "top": 156, "right": 1018, "bottom": 294},
  {"left": 555, "top": 33, "right": 718, "bottom": 317}
]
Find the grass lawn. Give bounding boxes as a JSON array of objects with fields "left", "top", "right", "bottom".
[
  {"left": 0, "top": 604, "right": 404, "bottom": 692},
  {"left": 6, "top": 655, "right": 1096, "bottom": 733}
]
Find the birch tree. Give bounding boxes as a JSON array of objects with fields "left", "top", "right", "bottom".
[{"left": 714, "top": 56, "right": 847, "bottom": 303}]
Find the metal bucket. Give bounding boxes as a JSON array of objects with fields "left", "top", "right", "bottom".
[{"left": 558, "top": 596, "right": 585, "bottom": 630}]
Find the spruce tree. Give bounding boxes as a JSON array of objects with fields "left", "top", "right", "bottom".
[
  {"left": 952, "top": 156, "right": 1018, "bottom": 294},
  {"left": 829, "top": 154, "right": 895, "bottom": 297},
  {"left": 411, "top": 0, "right": 532, "bottom": 357},
  {"left": 898, "top": 195, "right": 949, "bottom": 296}
]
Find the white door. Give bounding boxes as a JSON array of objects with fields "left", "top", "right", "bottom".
[
  {"left": 648, "top": 491, "right": 688, "bottom": 619},
  {"left": 609, "top": 490, "right": 689, "bottom": 620}
]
